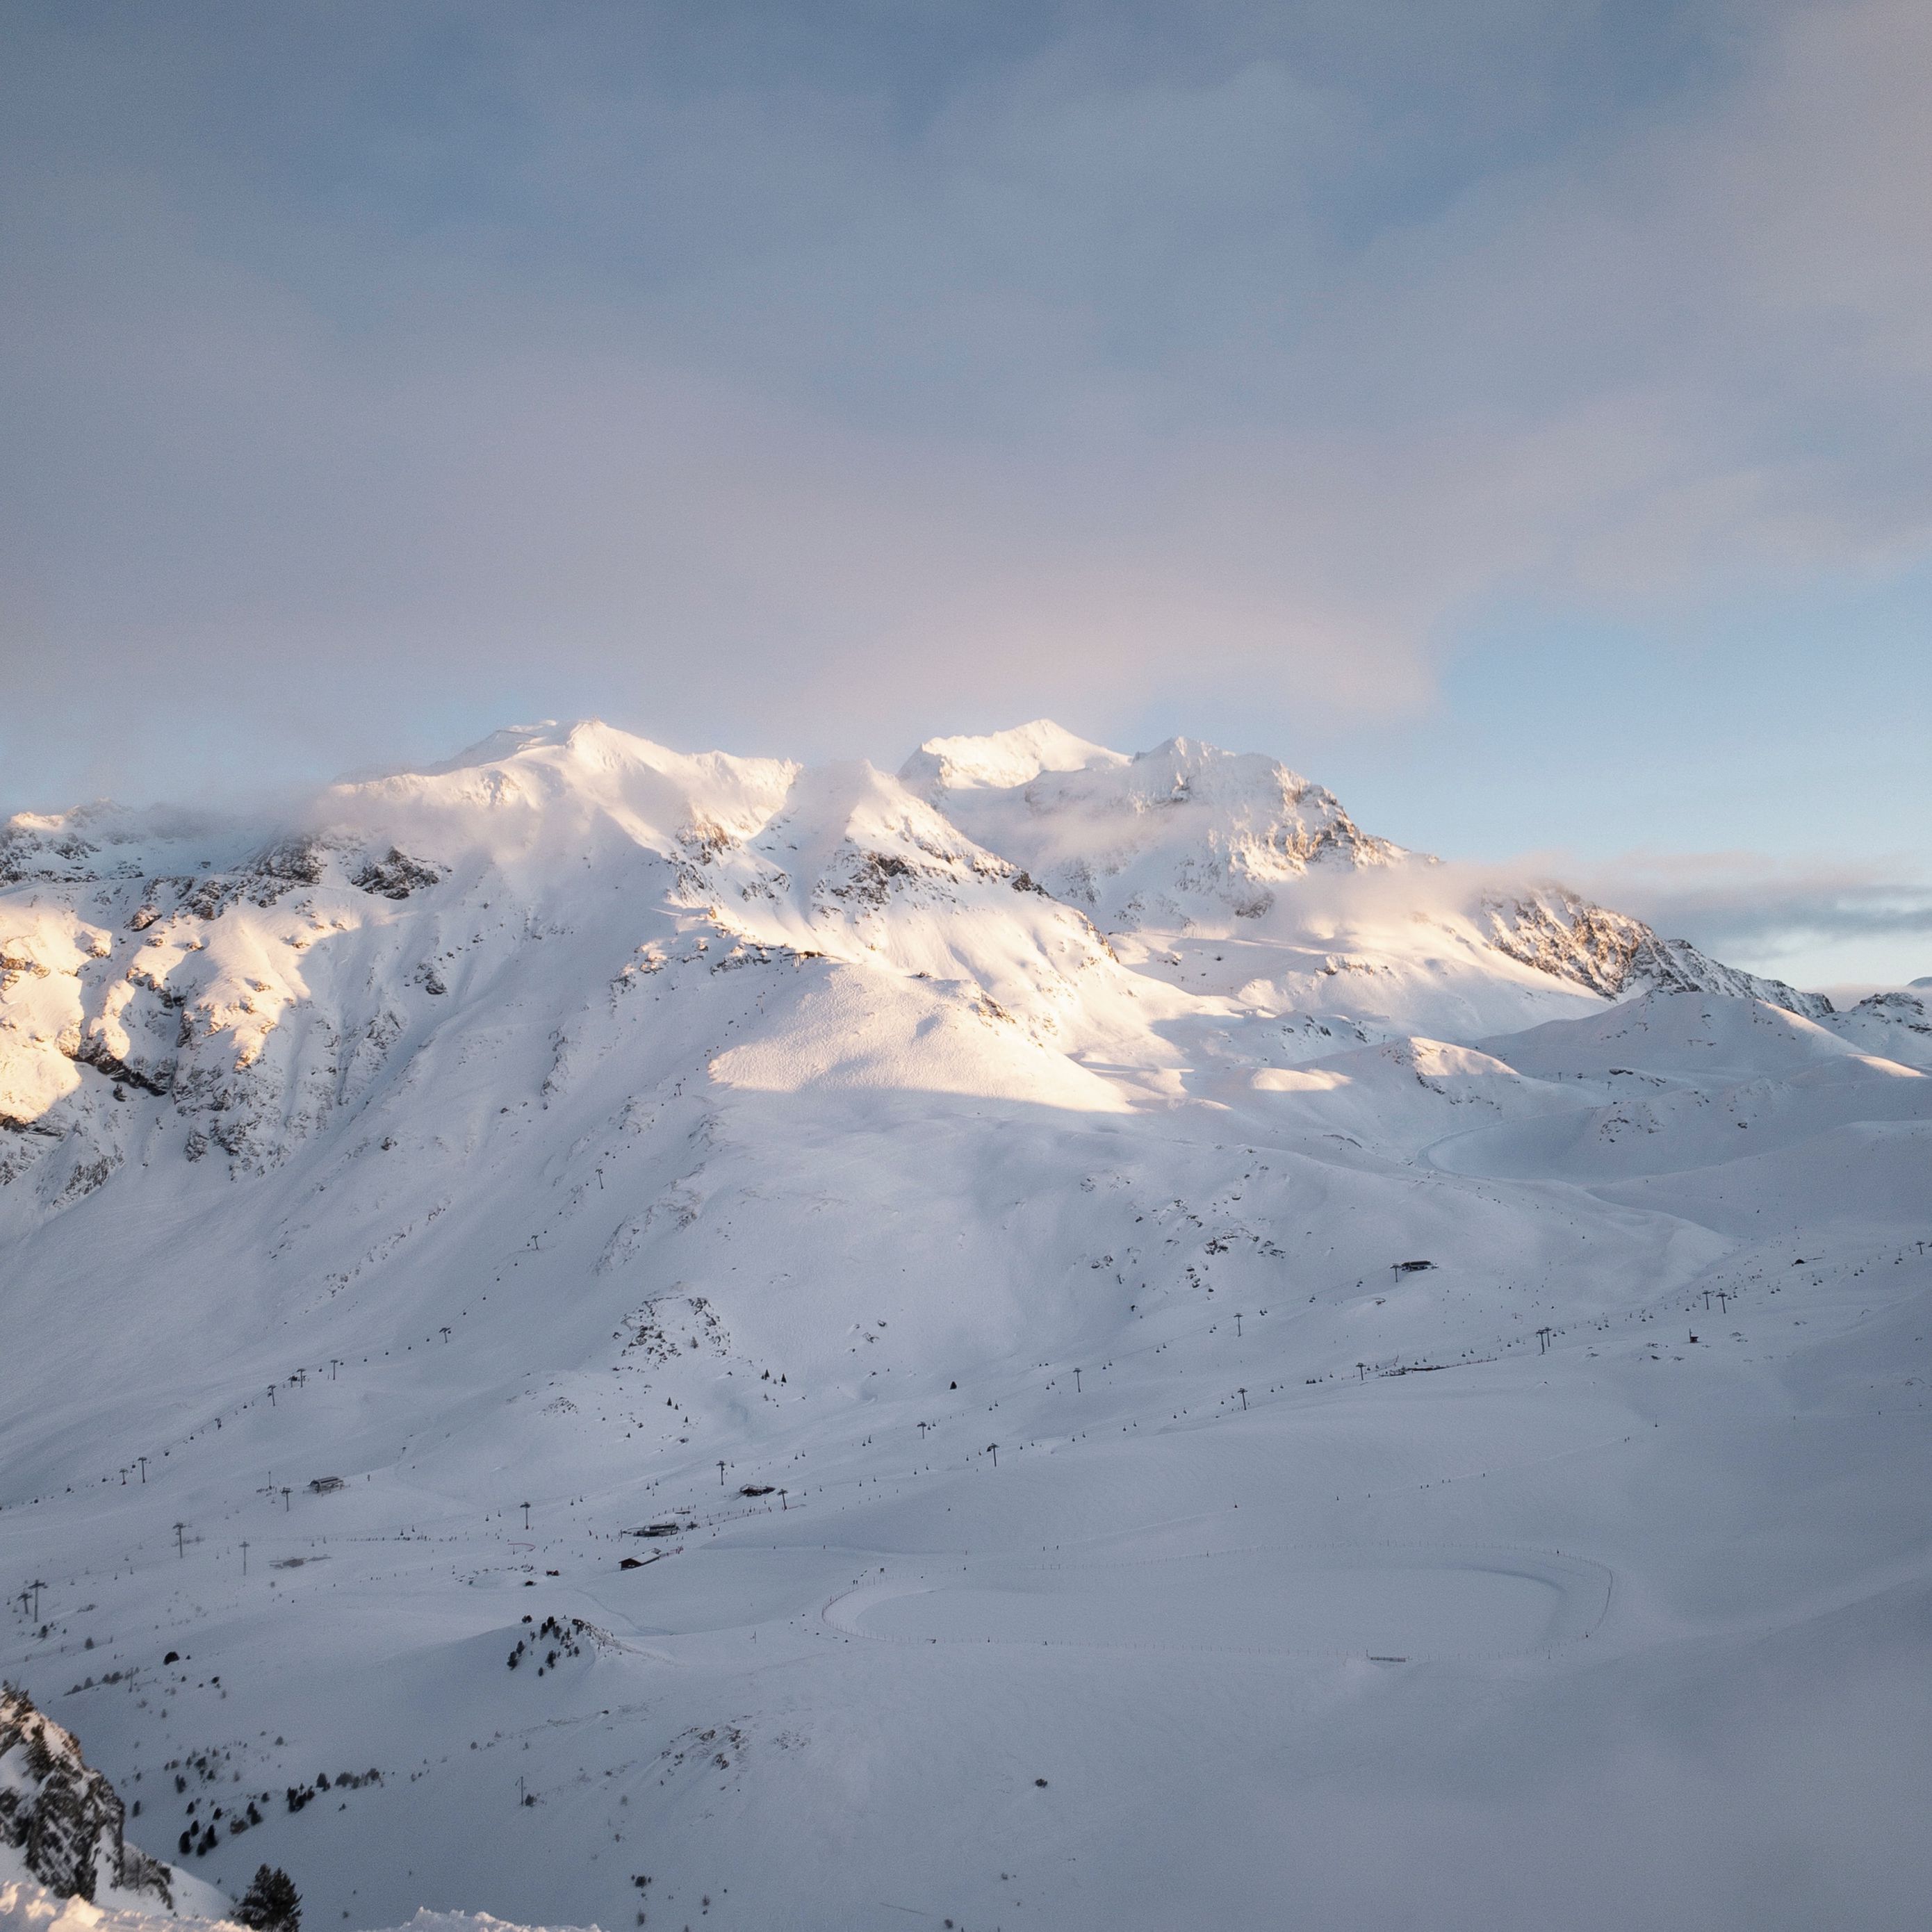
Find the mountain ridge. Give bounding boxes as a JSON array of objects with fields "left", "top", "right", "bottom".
[
  {"left": 0, "top": 717, "right": 1894, "bottom": 1201},
  {"left": 0, "top": 717, "right": 1866, "bottom": 1200}
]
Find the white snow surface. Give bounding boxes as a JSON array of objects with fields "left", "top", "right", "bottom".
[
  {"left": 1, "top": 721, "right": 1928, "bottom": 1932},
  {"left": 0, "top": 1876, "right": 579, "bottom": 1932},
  {"left": 0, "top": 1863, "right": 229, "bottom": 1927}
]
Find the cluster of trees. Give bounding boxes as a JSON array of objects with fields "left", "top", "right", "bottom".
[
  {"left": 285, "top": 1767, "right": 380, "bottom": 1812},
  {"left": 177, "top": 1794, "right": 262, "bottom": 1856},
  {"left": 507, "top": 1614, "right": 586, "bottom": 1675}
]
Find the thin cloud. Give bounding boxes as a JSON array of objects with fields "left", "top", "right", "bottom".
[
  {"left": 1, "top": 2, "right": 1929, "bottom": 820},
  {"left": 1553, "top": 849, "right": 1932, "bottom": 967}
]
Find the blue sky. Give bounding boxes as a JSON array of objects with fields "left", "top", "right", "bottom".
[{"left": 2, "top": 1, "right": 1928, "bottom": 985}]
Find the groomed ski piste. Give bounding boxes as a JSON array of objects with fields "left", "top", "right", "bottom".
[{"left": 2, "top": 721, "right": 1928, "bottom": 1931}]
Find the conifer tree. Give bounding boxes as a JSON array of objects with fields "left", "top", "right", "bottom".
[{"left": 235, "top": 1864, "right": 302, "bottom": 1932}]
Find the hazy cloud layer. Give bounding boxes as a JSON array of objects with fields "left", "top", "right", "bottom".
[
  {"left": 1562, "top": 849, "right": 1932, "bottom": 987},
  {"left": 2, "top": 4, "right": 1930, "bottom": 988},
  {"left": 4, "top": 4, "right": 1929, "bottom": 784}
]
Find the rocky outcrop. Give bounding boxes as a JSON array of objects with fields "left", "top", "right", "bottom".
[
  {"left": 0, "top": 1686, "right": 173, "bottom": 1907},
  {"left": 350, "top": 849, "right": 446, "bottom": 900},
  {"left": 1481, "top": 889, "right": 1833, "bottom": 1019}
]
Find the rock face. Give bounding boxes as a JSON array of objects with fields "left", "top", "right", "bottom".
[
  {"left": 0, "top": 1686, "right": 173, "bottom": 1906},
  {"left": 1478, "top": 887, "right": 1833, "bottom": 1019}
]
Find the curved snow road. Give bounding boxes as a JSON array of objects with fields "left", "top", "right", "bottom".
[{"left": 821, "top": 1541, "right": 1613, "bottom": 1663}]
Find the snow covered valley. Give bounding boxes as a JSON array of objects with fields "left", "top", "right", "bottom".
[{"left": 2, "top": 721, "right": 1928, "bottom": 1931}]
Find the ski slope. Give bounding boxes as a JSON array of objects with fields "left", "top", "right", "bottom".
[{"left": 2, "top": 722, "right": 1928, "bottom": 1931}]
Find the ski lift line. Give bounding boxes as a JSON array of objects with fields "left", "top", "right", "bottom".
[
  {"left": 73, "top": 1238, "right": 1831, "bottom": 1514},
  {"left": 29, "top": 1240, "right": 1894, "bottom": 1555}
]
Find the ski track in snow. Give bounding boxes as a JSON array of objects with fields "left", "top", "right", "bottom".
[{"left": 2, "top": 720, "right": 1929, "bottom": 1932}]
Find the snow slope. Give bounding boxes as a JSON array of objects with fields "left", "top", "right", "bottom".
[
  {"left": 1, "top": 721, "right": 1927, "bottom": 1932},
  {"left": 0, "top": 1876, "right": 582, "bottom": 1932}
]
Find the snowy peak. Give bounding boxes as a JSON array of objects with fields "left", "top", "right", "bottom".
[
  {"left": 332, "top": 720, "right": 799, "bottom": 864},
  {"left": 767, "top": 758, "right": 994, "bottom": 869},
  {"left": 0, "top": 803, "right": 262, "bottom": 888},
  {"left": 913, "top": 728, "right": 1403, "bottom": 928},
  {"left": 414, "top": 719, "right": 614, "bottom": 774},
  {"left": 898, "top": 720, "right": 1127, "bottom": 796}
]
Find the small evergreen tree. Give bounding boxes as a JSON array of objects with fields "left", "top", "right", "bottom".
[{"left": 235, "top": 1864, "right": 302, "bottom": 1932}]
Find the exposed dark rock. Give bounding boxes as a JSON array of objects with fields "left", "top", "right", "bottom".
[
  {"left": 0, "top": 1682, "right": 175, "bottom": 1906},
  {"left": 350, "top": 848, "right": 447, "bottom": 900},
  {"left": 1482, "top": 889, "right": 1833, "bottom": 1019}
]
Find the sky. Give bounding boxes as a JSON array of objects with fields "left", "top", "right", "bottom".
[{"left": 2, "top": 0, "right": 1929, "bottom": 988}]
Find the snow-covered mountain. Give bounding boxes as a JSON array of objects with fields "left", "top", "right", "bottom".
[
  {"left": 1, "top": 721, "right": 1927, "bottom": 1932},
  {"left": 0, "top": 719, "right": 1849, "bottom": 1199}
]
